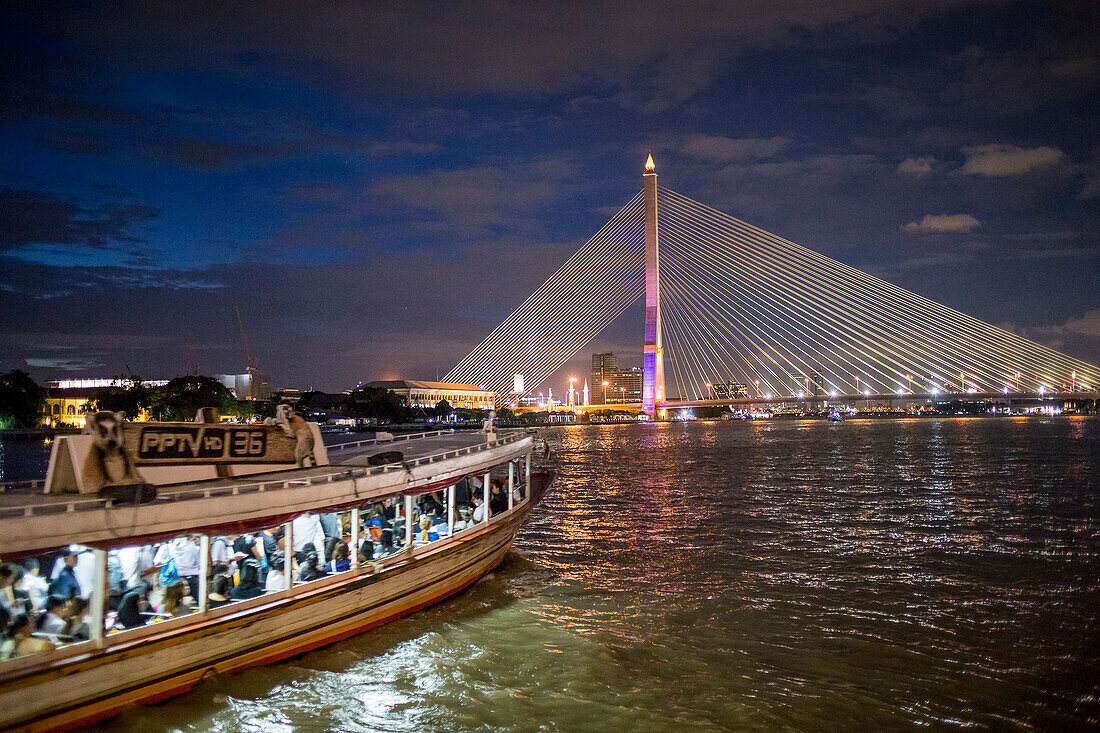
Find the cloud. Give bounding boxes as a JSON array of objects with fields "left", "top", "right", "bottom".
[
  {"left": 1062, "top": 309, "right": 1100, "bottom": 339},
  {"left": 900, "top": 214, "right": 981, "bottom": 233},
  {"left": 960, "top": 144, "right": 1064, "bottom": 176},
  {"left": 682, "top": 134, "right": 790, "bottom": 162},
  {"left": 0, "top": 187, "right": 157, "bottom": 258},
  {"left": 896, "top": 156, "right": 935, "bottom": 174},
  {"left": 367, "top": 140, "right": 443, "bottom": 157}
]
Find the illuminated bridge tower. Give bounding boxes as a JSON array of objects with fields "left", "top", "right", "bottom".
[{"left": 642, "top": 154, "right": 665, "bottom": 415}]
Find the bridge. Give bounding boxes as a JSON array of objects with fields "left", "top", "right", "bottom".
[{"left": 446, "top": 157, "right": 1100, "bottom": 416}]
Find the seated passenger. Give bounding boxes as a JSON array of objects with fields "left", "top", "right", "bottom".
[
  {"left": 357, "top": 539, "right": 374, "bottom": 564},
  {"left": 328, "top": 541, "right": 351, "bottom": 573},
  {"left": 65, "top": 597, "right": 90, "bottom": 640},
  {"left": 116, "top": 590, "right": 150, "bottom": 629},
  {"left": 378, "top": 529, "right": 396, "bottom": 556},
  {"left": 231, "top": 560, "right": 265, "bottom": 600},
  {"left": 489, "top": 484, "right": 508, "bottom": 515},
  {"left": 1, "top": 614, "right": 55, "bottom": 660},
  {"left": 208, "top": 576, "right": 231, "bottom": 608},
  {"left": 159, "top": 580, "right": 193, "bottom": 617},
  {"left": 297, "top": 551, "right": 327, "bottom": 583},
  {"left": 263, "top": 553, "right": 288, "bottom": 593},
  {"left": 37, "top": 596, "right": 69, "bottom": 635},
  {"left": 417, "top": 515, "right": 439, "bottom": 543},
  {"left": 471, "top": 495, "right": 487, "bottom": 523}
]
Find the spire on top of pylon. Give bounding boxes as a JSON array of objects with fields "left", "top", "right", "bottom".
[{"left": 645, "top": 153, "right": 656, "bottom": 173}]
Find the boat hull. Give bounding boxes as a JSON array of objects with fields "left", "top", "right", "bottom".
[{"left": 0, "top": 496, "right": 541, "bottom": 732}]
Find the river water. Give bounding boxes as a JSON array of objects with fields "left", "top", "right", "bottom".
[{"left": 5, "top": 418, "right": 1099, "bottom": 731}]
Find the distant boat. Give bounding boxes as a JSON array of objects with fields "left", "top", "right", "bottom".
[{"left": 828, "top": 410, "right": 843, "bottom": 422}]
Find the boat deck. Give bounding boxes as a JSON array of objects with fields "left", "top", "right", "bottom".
[{"left": 0, "top": 429, "right": 529, "bottom": 521}]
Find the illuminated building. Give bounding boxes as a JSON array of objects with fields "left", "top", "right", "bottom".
[{"left": 366, "top": 380, "right": 495, "bottom": 410}]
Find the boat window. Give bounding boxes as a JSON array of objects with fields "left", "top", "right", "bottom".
[
  {"left": 412, "top": 490, "right": 448, "bottom": 548},
  {"left": 1, "top": 545, "right": 102, "bottom": 662},
  {"left": 358, "top": 493, "right": 404, "bottom": 560}
]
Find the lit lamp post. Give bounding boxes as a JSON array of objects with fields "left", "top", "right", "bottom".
[
  {"left": 754, "top": 380, "right": 760, "bottom": 398},
  {"left": 620, "top": 387, "right": 625, "bottom": 403},
  {"left": 602, "top": 380, "right": 609, "bottom": 404},
  {"left": 854, "top": 376, "right": 860, "bottom": 396},
  {"left": 568, "top": 377, "right": 577, "bottom": 410}
]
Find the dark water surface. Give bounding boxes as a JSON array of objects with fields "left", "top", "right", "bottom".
[{"left": 8, "top": 418, "right": 1100, "bottom": 731}]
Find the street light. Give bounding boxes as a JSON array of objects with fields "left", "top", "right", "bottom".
[{"left": 602, "top": 380, "right": 609, "bottom": 403}]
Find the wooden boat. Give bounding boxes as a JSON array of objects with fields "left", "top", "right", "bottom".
[{"left": 0, "top": 425, "right": 552, "bottom": 732}]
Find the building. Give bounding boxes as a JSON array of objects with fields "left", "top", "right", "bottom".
[
  {"left": 591, "top": 352, "right": 618, "bottom": 386},
  {"left": 216, "top": 372, "right": 272, "bottom": 401},
  {"left": 44, "top": 378, "right": 167, "bottom": 426},
  {"left": 366, "top": 380, "right": 495, "bottom": 410},
  {"left": 589, "top": 353, "right": 644, "bottom": 403},
  {"left": 43, "top": 387, "right": 98, "bottom": 426}
]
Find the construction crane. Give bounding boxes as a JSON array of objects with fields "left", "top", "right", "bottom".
[{"left": 234, "top": 306, "right": 258, "bottom": 400}]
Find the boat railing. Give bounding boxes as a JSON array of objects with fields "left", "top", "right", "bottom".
[
  {"left": 325, "top": 428, "right": 453, "bottom": 452},
  {"left": 0, "top": 431, "right": 528, "bottom": 520},
  {"left": 0, "top": 478, "right": 45, "bottom": 493}
]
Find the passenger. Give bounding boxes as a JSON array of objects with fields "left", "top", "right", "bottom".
[
  {"left": 153, "top": 537, "right": 201, "bottom": 600},
  {"left": 19, "top": 559, "right": 50, "bottom": 611},
  {"left": 231, "top": 560, "right": 265, "bottom": 600},
  {"left": 318, "top": 513, "right": 341, "bottom": 560},
  {"left": 263, "top": 553, "right": 288, "bottom": 593},
  {"left": 37, "top": 596, "right": 69, "bottom": 634},
  {"left": 116, "top": 590, "right": 149, "bottom": 629},
  {"left": 1, "top": 614, "right": 54, "bottom": 660},
  {"left": 328, "top": 541, "right": 351, "bottom": 573},
  {"left": 418, "top": 515, "right": 439, "bottom": 544},
  {"left": 297, "top": 551, "right": 327, "bottom": 583},
  {"left": 207, "top": 576, "right": 231, "bottom": 608},
  {"left": 50, "top": 547, "right": 95, "bottom": 600},
  {"left": 65, "top": 597, "right": 90, "bottom": 640},
  {"left": 47, "top": 551, "right": 81, "bottom": 599},
  {"left": 471, "top": 495, "right": 487, "bottom": 523},
  {"left": 116, "top": 545, "right": 156, "bottom": 591},
  {"left": 255, "top": 528, "right": 279, "bottom": 582},
  {"left": 291, "top": 513, "right": 326, "bottom": 564},
  {"left": 378, "top": 529, "right": 395, "bottom": 556},
  {"left": 0, "top": 564, "right": 31, "bottom": 616},
  {"left": 159, "top": 579, "right": 193, "bottom": 617},
  {"left": 357, "top": 538, "right": 374, "bottom": 564},
  {"left": 489, "top": 483, "right": 507, "bottom": 515}
]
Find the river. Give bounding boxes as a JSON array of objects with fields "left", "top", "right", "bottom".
[{"left": 4, "top": 417, "right": 1099, "bottom": 730}]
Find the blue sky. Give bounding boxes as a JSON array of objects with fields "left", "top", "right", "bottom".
[{"left": 1, "top": 1, "right": 1098, "bottom": 391}]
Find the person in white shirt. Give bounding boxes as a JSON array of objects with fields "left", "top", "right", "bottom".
[
  {"left": 154, "top": 537, "right": 202, "bottom": 598},
  {"left": 471, "top": 495, "right": 486, "bottom": 523},
  {"left": 291, "top": 514, "right": 326, "bottom": 562},
  {"left": 116, "top": 545, "right": 155, "bottom": 590},
  {"left": 19, "top": 559, "right": 49, "bottom": 610}
]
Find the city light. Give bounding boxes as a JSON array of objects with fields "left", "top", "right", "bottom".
[
  {"left": 798, "top": 391, "right": 805, "bottom": 398},
  {"left": 829, "top": 390, "right": 837, "bottom": 397}
]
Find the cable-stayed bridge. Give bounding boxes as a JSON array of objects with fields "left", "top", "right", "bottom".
[{"left": 447, "top": 158, "right": 1100, "bottom": 414}]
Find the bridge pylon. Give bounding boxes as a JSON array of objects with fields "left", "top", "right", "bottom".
[{"left": 642, "top": 153, "right": 665, "bottom": 415}]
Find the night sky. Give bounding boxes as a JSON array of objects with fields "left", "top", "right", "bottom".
[{"left": 2, "top": 2, "right": 1098, "bottom": 392}]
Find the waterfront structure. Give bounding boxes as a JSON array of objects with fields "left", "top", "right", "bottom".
[
  {"left": 445, "top": 162, "right": 1100, "bottom": 408},
  {"left": 0, "top": 423, "right": 550, "bottom": 731},
  {"left": 642, "top": 154, "right": 665, "bottom": 415},
  {"left": 366, "top": 380, "right": 494, "bottom": 410}
]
